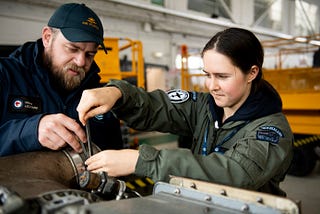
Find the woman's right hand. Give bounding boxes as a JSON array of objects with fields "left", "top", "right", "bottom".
[{"left": 77, "top": 86, "right": 122, "bottom": 125}]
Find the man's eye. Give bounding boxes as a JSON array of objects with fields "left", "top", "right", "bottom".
[
  {"left": 66, "top": 46, "right": 77, "bottom": 52},
  {"left": 86, "top": 53, "right": 96, "bottom": 60}
]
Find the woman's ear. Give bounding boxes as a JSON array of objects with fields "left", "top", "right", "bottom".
[{"left": 247, "top": 65, "right": 259, "bottom": 83}]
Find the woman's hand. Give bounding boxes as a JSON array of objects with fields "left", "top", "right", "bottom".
[
  {"left": 85, "top": 149, "right": 139, "bottom": 177},
  {"left": 77, "top": 86, "right": 122, "bottom": 125}
]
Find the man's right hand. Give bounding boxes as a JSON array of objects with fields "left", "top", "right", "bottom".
[{"left": 38, "top": 113, "right": 87, "bottom": 152}]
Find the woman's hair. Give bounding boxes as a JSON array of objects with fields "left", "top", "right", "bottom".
[{"left": 201, "top": 28, "right": 264, "bottom": 92}]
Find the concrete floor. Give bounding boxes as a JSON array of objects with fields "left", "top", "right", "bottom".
[{"left": 280, "top": 162, "right": 320, "bottom": 214}]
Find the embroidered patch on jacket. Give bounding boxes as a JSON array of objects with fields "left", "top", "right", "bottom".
[
  {"left": 256, "top": 126, "right": 284, "bottom": 145},
  {"left": 167, "top": 89, "right": 190, "bottom": 103},
  {"left": 95, "top": 114, "right": 104, "bottom": 121},
  {"left": 8, "top": 95, "right": 42, "bottom": 114}
]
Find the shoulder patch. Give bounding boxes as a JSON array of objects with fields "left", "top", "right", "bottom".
[
  {"left": 256, "top": 126, "right": 284, "bottom": 145},
  {"left": 167, "top": 89, "right": 190, "bottom": 103}
]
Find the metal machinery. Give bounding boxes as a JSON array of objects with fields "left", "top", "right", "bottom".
[
  {"left": 0, "top": 143, "right": 300, "bottom": 213},
  {"left": 180, "top": 36, "right": 320, "bottom": 176},
  {"left": 1, "top": 174, "right": 300, "bottom": 214}
]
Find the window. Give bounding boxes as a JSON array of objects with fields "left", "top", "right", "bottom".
[
  {"left": 188, "top": 0, "right": 231, "bottom": 19},
  {"left": 295, "top": 0, "right": 318, "bottom": 35},
  {"left": 151, "top": 0, "right": 164, "bottom": 6},
  {"left": 254, "top": 0, "right": 282, "bottom": 31}
]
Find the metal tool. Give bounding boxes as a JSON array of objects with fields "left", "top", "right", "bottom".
[
  {"left": 78, "top": 120, "right": 93, "bottom": 160},
  {"left": 79, "top": 141, "right": 89, "bottom": 159},
  {"left": 85, "top": 120, "right": 93, "bottom": 158}
]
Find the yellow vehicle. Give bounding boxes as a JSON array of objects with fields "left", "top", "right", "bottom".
[{"left": 94, "top": 37, "right": 145, "bottom": 88}]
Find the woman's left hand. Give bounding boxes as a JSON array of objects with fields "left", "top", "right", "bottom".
[{"left": 85, "top": 149, "right": 139, "bottom": 177}]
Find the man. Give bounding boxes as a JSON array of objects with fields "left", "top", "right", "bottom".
[{"left": 0, "top": 3, "right": 123, "bottom": 156}]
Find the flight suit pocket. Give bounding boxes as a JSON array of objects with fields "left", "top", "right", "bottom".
[{"left": 230, "top": 139, "right": 268, "bottom": 180}]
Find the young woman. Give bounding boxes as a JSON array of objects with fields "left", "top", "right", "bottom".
[{"left": 77, "top": 28, "right": 293, "bottom": 196}]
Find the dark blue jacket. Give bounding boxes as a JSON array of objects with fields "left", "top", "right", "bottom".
[{"left": 0, "top": 39, "right": 123, "bottom": 156}]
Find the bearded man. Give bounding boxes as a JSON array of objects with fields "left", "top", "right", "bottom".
[{"left": 0, "top": 3, "right": 123, "bottom": 156}]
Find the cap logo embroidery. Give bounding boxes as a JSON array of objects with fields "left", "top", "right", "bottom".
[{"left": 82, "top": 17, "right": 99, "bottom": 30}]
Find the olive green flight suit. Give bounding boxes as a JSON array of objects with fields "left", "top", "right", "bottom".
[{"left": 108, "top": 80, "right": 293, "bottom": 196}]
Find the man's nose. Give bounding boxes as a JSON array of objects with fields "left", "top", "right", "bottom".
[{"left": 74, "top": 53, "right": 86, "bottom": 67}]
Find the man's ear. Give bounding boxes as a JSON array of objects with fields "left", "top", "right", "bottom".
[
  {"left": 42, "top": 26, "right": 53, "bottom": 48},
  {"left": 247, "top": 65, "right": 259, "bottom": 83}
]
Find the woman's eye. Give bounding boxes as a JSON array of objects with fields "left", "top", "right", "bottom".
[{"left": 217, "top": 74, "right": 228, "bottom": 79}]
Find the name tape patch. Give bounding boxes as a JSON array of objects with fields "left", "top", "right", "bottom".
[
  {"left": 9, "top": 95, "right": 42, "bottom": 114},
  {"left": 256, "top": 126, "right": 284, "bottom": 145}
]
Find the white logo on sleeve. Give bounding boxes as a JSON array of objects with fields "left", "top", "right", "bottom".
[{"left": 167, "top": 89, "right": 189, "bottom": 103}]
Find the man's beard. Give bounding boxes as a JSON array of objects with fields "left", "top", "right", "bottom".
[{"left": 44, "top": 52, "right": 86, "bottom": 92}]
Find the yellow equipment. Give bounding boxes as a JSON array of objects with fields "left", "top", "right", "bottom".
[
  {"left": 95, "top": 37, "right": 145, "bottom": 88},
  {"left": 262, "top": 36, "right": 320, "bottom": 136}
]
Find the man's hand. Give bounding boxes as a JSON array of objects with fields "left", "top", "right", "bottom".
[
  {"left": 38, "top": 113, "right": 86, "bottom": 152},
  {"left": 77, "top": 86, "right": 122, "bottom": 125}
]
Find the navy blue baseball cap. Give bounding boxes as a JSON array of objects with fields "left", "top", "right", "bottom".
[{"left": 48, "top": 3, "right": 107, "bottom": 54}]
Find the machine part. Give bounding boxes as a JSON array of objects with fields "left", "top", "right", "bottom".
[
  {"left": 79, "top": 170, "right": 102, "bottom": 190},
  {"left": 73, "top": 179, "right": 300, "bottom": 214},
  {"left": 3, "top": 175, "right": 286, "bottom": 214},
  {"left": 115, "top": 180, "right": 126, "bottom": 200},
  {"left": 0, "top": 186, "right": 26, "bottom": 214},
  {"left": 2, "top": 176, "right": 300, "bottom": 214},
  {"left": 0, "top": 150, "right": 77, "bottom": 199},
  {"left": 62, "top": 144, "right": 101, "bottom": 184},
  {"left": 78, "top": 170, "right": 127, "bottom": 201},
  {"left": 62, "top": 148, "right": 86, "bottom": 184},
  {"left": 79, "top": 140, "right": 89, "bottom": 160},
  {"left": 34, "top": 189, "right": 101, "bottom": 214},
  {"left": 169, "top": 176, "right": 300, "bottom": 214}
]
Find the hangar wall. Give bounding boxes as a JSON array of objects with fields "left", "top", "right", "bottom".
[{"left": 0, "top": 0, "right": 289, "bottom": 68}]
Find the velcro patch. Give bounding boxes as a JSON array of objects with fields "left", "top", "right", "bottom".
[
  {"left": 256, "top": 126, "right": 283, "bottom": 145},
  {"left": 8, "top": 95, "right": 42, "bottom": 114}
]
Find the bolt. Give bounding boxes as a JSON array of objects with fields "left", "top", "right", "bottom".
[
  {"left": 220, "top": 189, "right": 227, "bottom": 196},
  {"left": 256, "top": 197, "right": 263, "bottom": 203},
  {"left": 204, "top": 195, "right": 212, "bottom": 201},
  {"left": 190, "top": 182, "right": 196, "bottom": 189},
  {"left": 241, "top": 204, "right": 250, "bottom": 212},
  {"left": 174, "top": 188, "right": 180, "bottom": 194}
]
